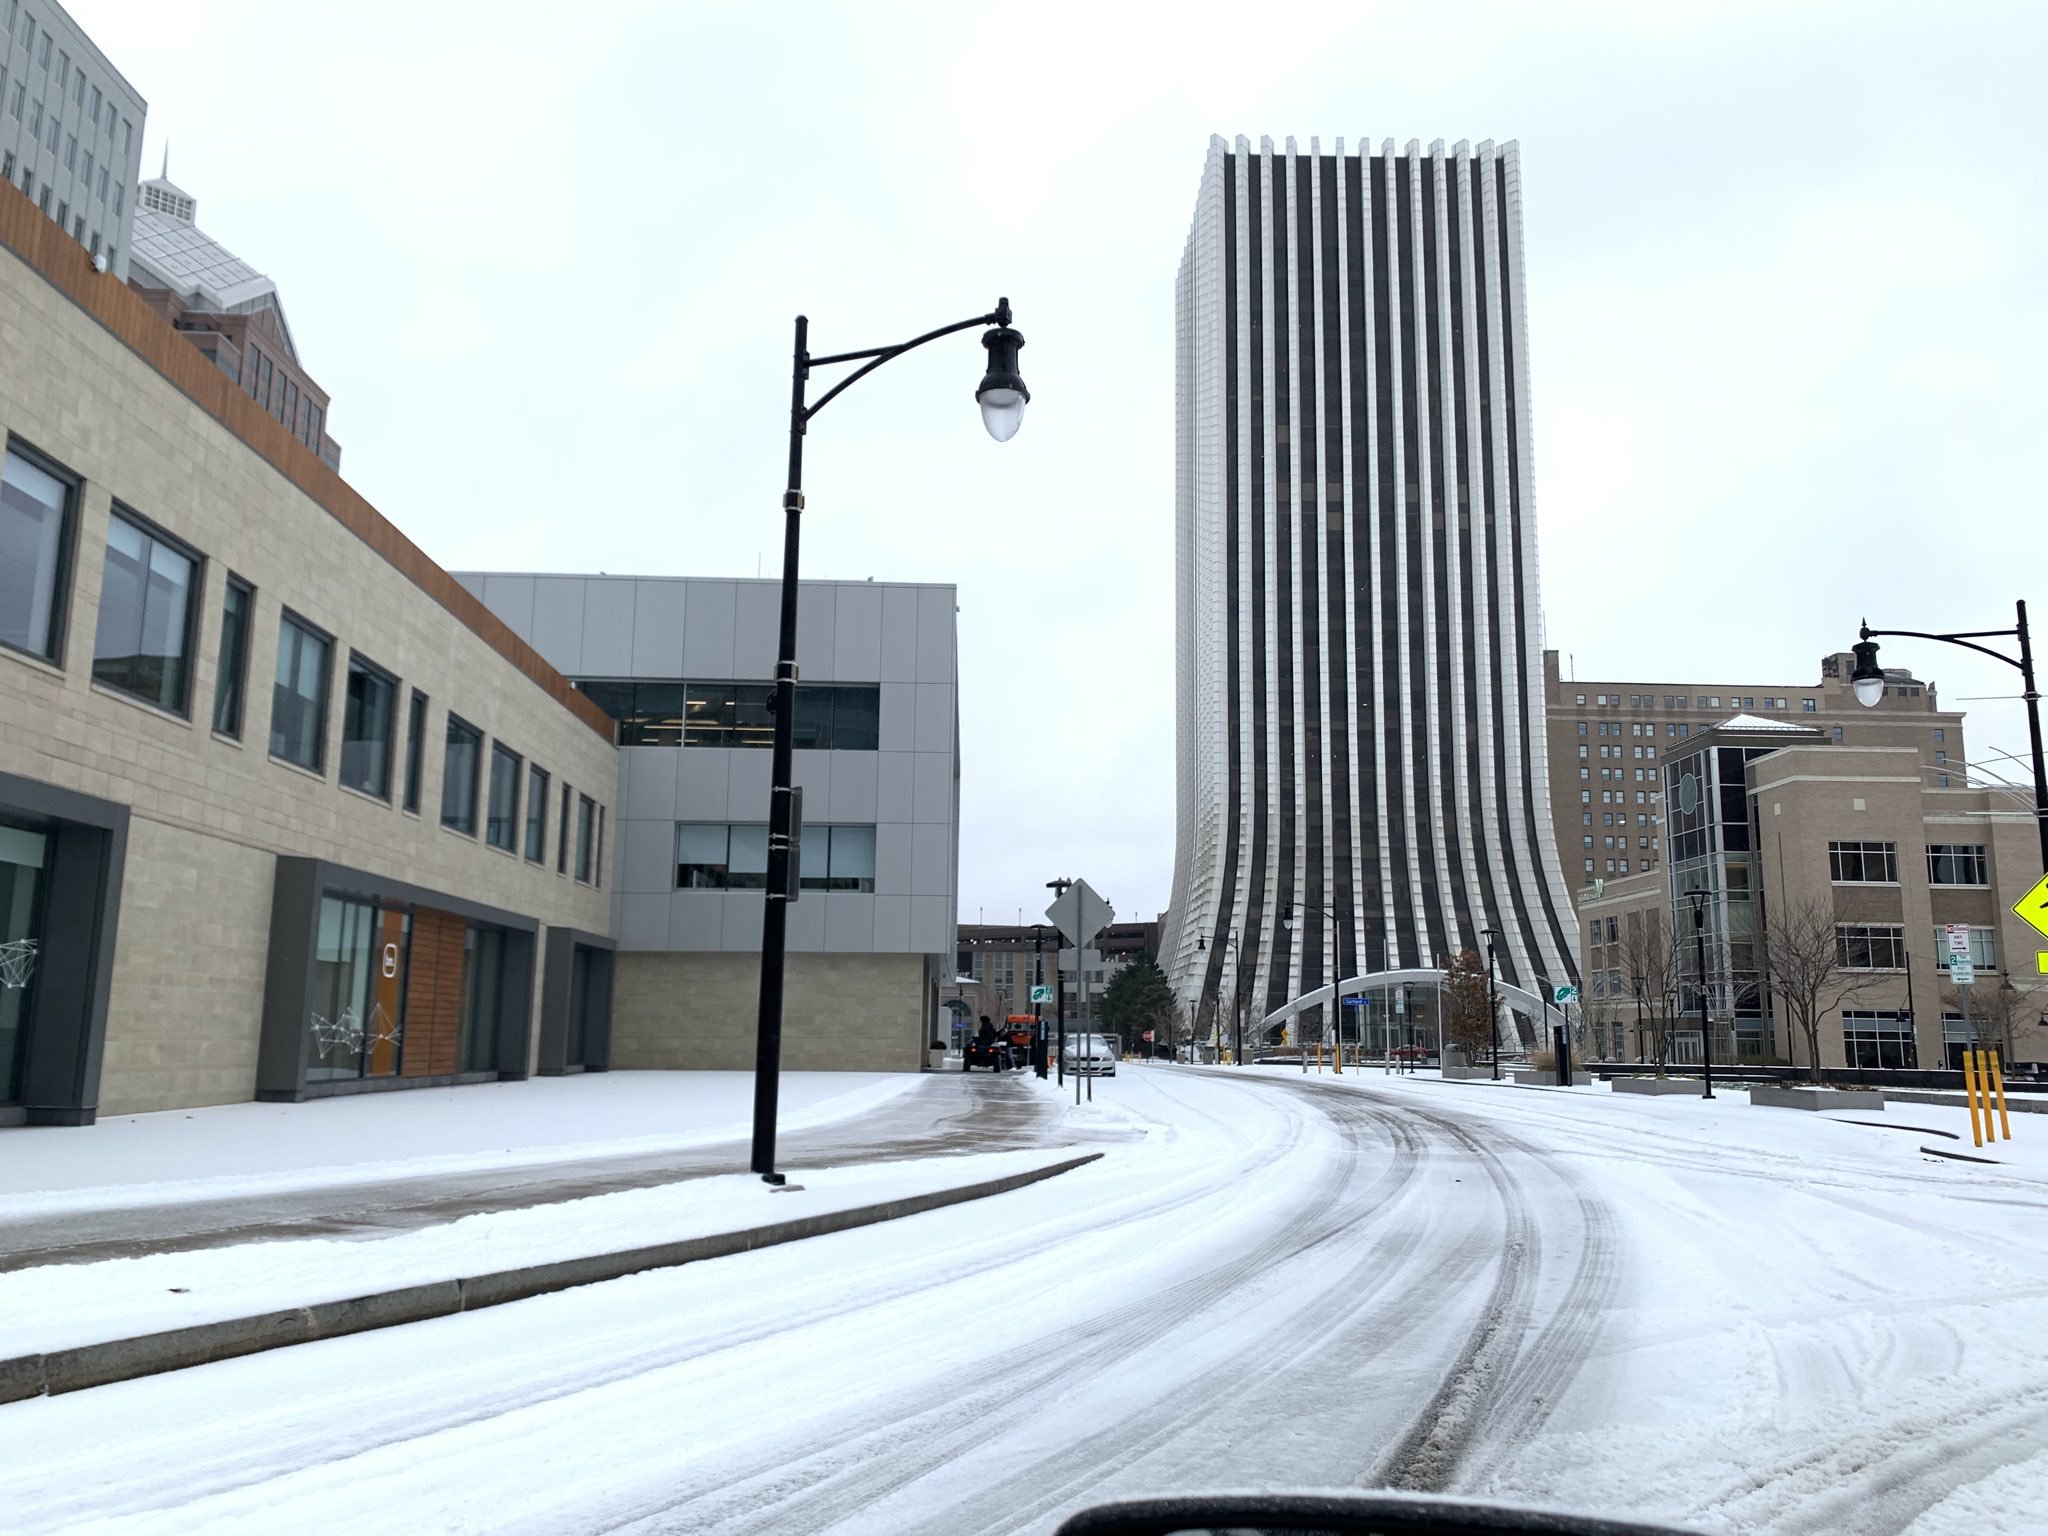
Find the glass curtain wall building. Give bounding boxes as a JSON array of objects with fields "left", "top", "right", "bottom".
[{"left": 1163, "top": 135, "right": 1578, "bottom": 1031}]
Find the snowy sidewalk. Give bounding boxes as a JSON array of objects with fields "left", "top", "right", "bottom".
[{"left": 0, "top": 1071, "right": 1072, "bottom": 1271}]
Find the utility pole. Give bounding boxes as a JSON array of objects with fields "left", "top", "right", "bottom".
[{"left": 1048, "top": 878, "right": 1073, "bottom": 1086}]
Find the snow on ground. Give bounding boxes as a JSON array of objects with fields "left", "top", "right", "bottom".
[
  {"left": 4, "top": 1063, "right": 2047, "bottom": 1535},
  {"left": 0, "top": 1144, "right": 1086, "bottom": 1356},
  {"left": 0, "top": 1071, "right": 921, "bottom": 1215}
]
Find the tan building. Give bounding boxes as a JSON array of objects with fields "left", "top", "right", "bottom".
[
  {"left": 0, "top": 175, "right": 617, "bottom": 1125},
  {"left": 1543, "top": 648, "right": 1964, "bottom": 893},
  {"left": 1578, "top": 717, "right": 2045, "bottom": 1073}
]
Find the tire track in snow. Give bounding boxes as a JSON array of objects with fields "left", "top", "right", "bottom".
[{"left": 599, "top": 1081, "right": 1445, "bottom": 1536}]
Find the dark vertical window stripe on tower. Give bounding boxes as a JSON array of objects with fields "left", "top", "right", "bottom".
[
  {"left": 1267, "top": 156, "right": 1297, "bottom": 1017},
  {"left": 1424, "top": 160, "right": 1476, "bottom": 959},
  {"left": 1344, "top": 153, "right": 1384, "bottom": 974},
  {"left": 1244, "top": 153, "right": 1271, "bottom": 1011},
  {"left": 1203, "top": 154, "right": 1244, "bottom": 1009},
  {"left": 1448, "top": 159, "right": 1505, "bottom": 959},
  {"left": 1319, "top": 155, "right": 1354, "bottom": 983},
  {"left": 1494, "top": 157, "right": 1574, "bottom": 980},
  {"left": 1470, "top": 161, "right": 1537, "bottom": 988},
  {"left": 1294, "top": 153, "right": 1323, "bottom": 1002},
  {"left": 1370, "top": 154, "right": 1417, "bottom": 966},
  {"left": 1396, "top": 156, "right": 1445, "bottom": 970}
]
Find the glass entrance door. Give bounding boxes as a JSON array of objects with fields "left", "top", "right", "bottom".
[{"left": 0, "top": 823, "right": 49, "bottom": 1103}]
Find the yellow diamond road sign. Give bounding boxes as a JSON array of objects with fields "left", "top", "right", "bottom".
[{"left": 2017, "top": 872, "right": 2048, "bottom": 942}]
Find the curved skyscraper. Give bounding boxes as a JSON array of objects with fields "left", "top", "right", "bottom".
[{"left": 1162, "top": 135, "right": 1578, "bottom": 1033}]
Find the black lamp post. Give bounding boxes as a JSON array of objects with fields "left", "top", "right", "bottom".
[
  {"left": 751, "top": 299, "right": 1029, "bottom": 1186},
  {"left": 1282, "top": 902, "right": 1346, "bottom": 1073},
  {"left": 1684, "top": 887, "right": 1715, "bottom": 1100},
  {"left": 1850, "top": 603, "right": 2047, "bottom": 874},
  {"left": 1481, "top": 926, "right": 1501, "bottom": 1080}
]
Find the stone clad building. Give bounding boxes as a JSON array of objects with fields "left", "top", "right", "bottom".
[{"left": 0, "top": 175, "right": 617, "bottom": 1125}]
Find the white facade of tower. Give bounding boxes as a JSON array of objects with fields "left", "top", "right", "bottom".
[{"left": 1163, "top": 135, "right": 1578, "bottom": 1031}]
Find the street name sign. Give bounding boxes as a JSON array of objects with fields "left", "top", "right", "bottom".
[
  {"left": 1046, "top": 879, "right": 1115, "bottom": 950},
  {"left": 2016, "top": 872, "right": 2048, "bottom": 941}
]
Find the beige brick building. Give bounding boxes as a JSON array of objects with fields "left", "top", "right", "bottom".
[
  {"left": 1543, "top": 648, "right": 1964, "bottom": 893},
  {"left": 0, "top": 178, "right": 618, "bottom": 1124},
  {"left": 1577, "top": 718, "right": 2046, "bottom": 1074}
]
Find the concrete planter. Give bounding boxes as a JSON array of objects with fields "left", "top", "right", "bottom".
[
  {"left": 1440, "top": 1064, "right": 1503, "bottom": 1081},
  {"left": 1751, "top": 1085, "right": 1885, "bottom": 1111},
  {"left": 1611, "top": 1076, "right": 1707, "bottom": 1096},
  {"left": 1511, "top": 1068, "right": 1576, "bottom": 1087}
]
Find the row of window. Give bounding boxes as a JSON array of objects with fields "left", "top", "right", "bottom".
[
  {"left": 0, "top": 437, "right": 607, "bottom": 884},
  {"left": 574, "top": 679, "right": 882, "bottom": 751},
  {"left": 1578, "top": 743, "right": 1659, "bottom": 761},
  {"left": 1835, "top": 923, "right": 1999, "bottom": 972},
  {"left": 674, "top": 821, "right": 877, "bottom": 892},
  {"left": 3, "top": 6, "right": 133, "bottom": 151},
  {"left": 1827, "top": 842, "right": 1990, "bottom": 887},
  {"left": 1584, "top": 858, "right": 1638, "bottom": 876},
  {"left": 4, "top": 146, "right": 117, "bottom": 267},
  {"left": 240, "top": 343, "right": 325, "bottom": 452},
  {"left": 1574, "top": 691, "right": 1803, "bottom": 712}
]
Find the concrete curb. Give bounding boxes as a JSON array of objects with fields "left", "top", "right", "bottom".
[
  {"left": 0, "top": 1151, "right": 1103, "bottom": 1404},
  {"left": 1885, "top": 1088, "right": 2048, "bottom": 1115}
]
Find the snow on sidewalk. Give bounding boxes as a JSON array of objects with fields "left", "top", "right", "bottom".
[
  {"left": 0, "top": 1071, "right": 923, "bottom": 1217},
  {"left": 0, "top": 1144, "right": 1086, "bottom": 1358}
]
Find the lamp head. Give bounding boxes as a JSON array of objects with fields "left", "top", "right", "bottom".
[
  {"left": 1849, "top": 628, "right": 1886, "bottom": 708},
  {"left": 976, "top": 299, "right": 1028, "bottom": 442}
]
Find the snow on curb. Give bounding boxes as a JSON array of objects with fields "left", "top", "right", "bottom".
[{"left": 0, "top": 1148, "right": 1103, "bottom": 1403}]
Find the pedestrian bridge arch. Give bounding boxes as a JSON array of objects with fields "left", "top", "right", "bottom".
[{"left": 1256, "top": 968, "right": 1562, "bottom": 1038}]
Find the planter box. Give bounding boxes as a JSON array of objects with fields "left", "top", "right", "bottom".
[
  {"left": 1611, "top": 1076, "right": 1708, "bottom": 1096},
  {"left": 1510, "top": 1068, "right": 1579, "bottom": 1087},
  {"left": 1750, "top": 1085, "right": 1885, "bottom": 1112},
  {"left": 1440, "top": 1065, "right": 1500, "bottom": 1081}
]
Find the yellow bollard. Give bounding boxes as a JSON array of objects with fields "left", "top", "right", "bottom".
[
  {"left": 1989, "top": 1051, "right": 2013, "bottom": 1142},
  {"left": 1963, "top": 1050, "right": 1985, "bottom": 1149}
]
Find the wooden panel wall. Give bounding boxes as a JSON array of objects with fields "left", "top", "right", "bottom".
[
  {"left": 402, "top": 910, "right": 468, "bottom": 1077},
  {"left": 0, "top": 177, "right": 612, "bottom": 740}
]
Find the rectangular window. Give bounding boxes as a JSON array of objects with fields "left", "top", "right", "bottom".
[
  {"left": 524, "top": 766, "right": 549, "bottom": 862},
  {"left": 402, "top": 690, "right": 427, "bottom": 813},
  {"left": 1828, "top": 841, "right": 1898, "bottom": 884},
  {"left": 799, "top": 823, "right": 878, "bottom": 892},
  {"left": 1836, "top": 923, "right": 1907, "bottom": 971},
  {"left": 1841, "top": 1012, "right": 1915, "bottom": 1070},
  {"left": 485, "top": 742, "right": 521, "bottom": 851},
  {"left": 440, "top": 715, "right": 482, "bottom": 834},
  {"left": 210, "top": 575, "right": 252, "bottom": 737},
  {"left": 92, "top": 507, "right": 199, "bottom": 713},
  {"left": 1934, "top": 728, "right": 1946, "bottom": 743},
  {"left": 575, "top": 794, "right": 596, "bottom": 882},
  {"left": 557, "top": 782, "right": 572, "bottom": 873},
  {"left": 577, "top": 679, "right": 882, "bottom": 750},
  {"left": 0, "top": 441, "right": 74, "bottom": 661},
  {"left": 595, "top": 805, "right": 606, "bottom": 888},
  {"left": 1925, "top": 844, "right": 1988, "bottom": 886},
  {"left": 270, "top": 610, "right": 332, "bottom": 771},
  {"left": 1931, "top": 926, "right": 1997, "bottom": 970},
  {"left": 340, "top": 654, "right": 397, "bottom": 799}
]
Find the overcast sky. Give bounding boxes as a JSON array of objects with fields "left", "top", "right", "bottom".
[{"left": 72, "top": 0, "right": 2048, "bottom": 929}]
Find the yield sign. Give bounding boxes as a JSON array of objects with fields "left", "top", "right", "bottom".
[
  {"left": 1046, "top": 879, "right": 1115, "bottom": 950},
  {"left": 2015, "top": 872, "right": 2048, "bottom": 942}
]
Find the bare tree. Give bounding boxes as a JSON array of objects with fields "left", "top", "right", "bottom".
[
  {"left": 1618, "top": 909, "right": 1681, "bottom": 1074},
  {"left": 1442, "top": 948, "right": 1498, "bottom": 1060},
  {"left": 1939, "top": 975, "right": 2023, "bottom": 1065},
  {"left": 1761, "top": 896, "right": 1879, "bottom": 1083}
]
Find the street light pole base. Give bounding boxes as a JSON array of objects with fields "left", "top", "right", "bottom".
[{"left": 761, "top": 1171, "right": 787, "bottom": 1187}]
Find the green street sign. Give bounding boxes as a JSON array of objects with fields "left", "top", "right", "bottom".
[
  {"left": 1031, "top": 985, "right": 1053, "bottom": 1003},
  {"left": 1553, "top": 984, "right": 1579, "bottom": 1005}
]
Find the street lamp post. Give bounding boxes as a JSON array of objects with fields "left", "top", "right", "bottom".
[
  {"left": 1481, "top": 926, "right": 1502, "bottom": 1080},
  {"left": 1684, "top": 887, "right": 1715, "bottom": 1100},
  {"left": 750, "top": 300, "right": 1029, "bottom": 1186},
  {"left": 1850, "top": 603, "right": 2047, "bottom": 874},
  {"left": 1283, "top": 903, "right": 1346, "bottom": 1073}
]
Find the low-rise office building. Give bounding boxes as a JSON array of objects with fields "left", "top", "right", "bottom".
[
  {"left": 1578, "top": 715, "right": 2045, "bottom": 1072},
  {"left": 0, "top": 175, "right": 616, "bottom": 1125},
  {"left": 457, "top": 572, "right": 961, "bottom": 1072}
]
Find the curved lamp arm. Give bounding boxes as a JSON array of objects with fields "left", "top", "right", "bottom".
[{"left": 803, "top": 300, "right": 1013, "bottom": 423}]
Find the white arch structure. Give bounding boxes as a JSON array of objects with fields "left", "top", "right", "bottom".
[{"left": 1256, "top": 967, "right": 1563, "bottom": 1039}]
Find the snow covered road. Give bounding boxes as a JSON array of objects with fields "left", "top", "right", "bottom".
[{"left": 3, "top": 1066, "right": 2046, "bottom": 1535}]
